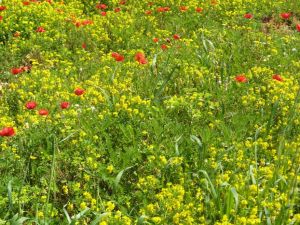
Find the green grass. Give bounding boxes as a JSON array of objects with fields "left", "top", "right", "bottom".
[{"left": 0, "top": 0, "right": 300, "bottom": 224}]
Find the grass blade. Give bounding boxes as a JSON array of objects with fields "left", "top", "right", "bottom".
[
  {"left": 198, "top": 170, "right": 217, "bottom": 199},
  {"left": 63, "top": 204, "right": 72, "bottom": 224},
  {"left": 230, "top": 187, "right": 239, "bottom": 211},
  {"left": 7, "top": 180, "right": 13, "bottom": 211},
  {"left": 115, "top": 165, "right": 135, "bottom": 186},
  {"left": 90, "top": 212, "right": 109, "bottom": 225},
  {"left": 70, "top": 208, "right": 90, "bottom": 225}
]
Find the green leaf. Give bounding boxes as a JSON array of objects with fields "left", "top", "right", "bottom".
[
  {"left": 174, "top": 135, "right": 182, "bottom": 156},
  {"left": 198, "top": 170, "right": 217, "bottom": 199},
  {"left": 190, "top": 135, "right": 203, "bottom": 148},
  {"left": 264, "top": 207, "right": 272, "bottom": 225},
  {"left": 16, "top": 217, "right": 29, "bottom": 225},
  {"left": 115, "top": 165, "right": 134, "bottom": 186},
  {"left": 9, "top": 214, "right": 29, "bottom": 225},
  {"left": 137, "top": 215, "right": 151, "bottom": 225},
  {"left": 70, "top": 208, "right": 90, "bottom": 225},
  {"left": 63, "top": 204, "right": 72, "bottom": 224},
  {"left": 59, "top": 132, "right": 78, "bottom": 144},
  {"left": 7, "top": 180, "right": 13, "bottom": 211},
  {"left": 152, "top": 54, "right": 157, "bottom": 70},
  {"left": 249, "top": 165, "right": 256, "bottom": 185},
  {"left": 230, "top": 187, "right": 239, "bottom": 211},
  {"left": 90, "top": 212, "right": 109, "bottom": 225}
]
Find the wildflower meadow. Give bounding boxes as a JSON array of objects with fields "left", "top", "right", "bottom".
[{"left": 0, "top": 0, "right": 300, "bottom": 224}]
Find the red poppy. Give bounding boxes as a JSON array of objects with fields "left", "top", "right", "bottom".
[
  {"left": 173, "top": 34, "right": 180, "bottom": 40},
  {"left": 96, "top": 3, "right": 107, "bottom": 10},
  {"left": 153, "top": 37, "right": 159, "bottom": 43},
  {"left": 280, "top": 12, "right": 291, "bottom": 20},
  {"left": 36, "top": 26, "right": 45, "bottom": 32},
  {"left": 235, "top": 74, "right": 247, "bottom": 83},
  {"left": 135, "top": 52, "right": 148, "bottom": 64},
  {"left": 157, "top": 7, "right": 170, "bottom": 13},
  {"left": 101, "top": 11, "right": 107, "bottom": 16},
  {"left": 161, "top": 44, "right": 168, "bottom": 50},
  {"left": 145, "top": 10, "right": 152, "bottom": 15},
  {"left": 75, "top": 21, "right": 81, "bottom": 27},
  {"left": 211, "top": 0, "right": 218, "bottom": 5},
  {"left": 180, "top": 6, "right": 188, "bottom": 12},
  {"left": 0, "top": 6, "right": 6, "bottom": 11},
  {"left": 25, "top": 101, "right": 37, "bottom": 110},
  {"left": 20, "top": 65, "right": 31, "bottom": 72},
  {"left": 75, "top": 88, "right": 85, "bottom": 96},
  {"left": 0, "top": 127, "right": 15, "bottom": 137},
  {"left": 23, "top": 1, "right": 30, "bottom": 5},
  {"left": 13, "top": 32, "right": 21, "bottom": 37},
  {"left": 82, "top": 42, "right": 86, "bottom": 49},
  {"left": 157, "top": 7, "right": 164, "bottom": 12},
  {"left": 39, "top": 109, "right": 49, "bottom": 116},
  {"left": 11, "top": 68, "right": 23, "bottom": 75},
  {"left": 81, "top": 20, "right": 93, "bottom": 25},
  {"left": 196, "top": 7, "right": 203, "bottom": 13},
  {"left": 111, "top": 52, "right": 118, "bottom": 58},
  {"left": 296, "top": 24, "right": 300, "bottom": 32},
  {"left": 272, "top": 74, "right": 283, "bottom": 82},
  {"left": 60, "top": 102, "right": 70, "bottom": 109},
  {"left": 111, "top": 52, "right": 125, "bottom": 62},
  {"left": 114, "top": 7, "right": 121, "bottom": 13},
  {"left": 244, "top": 13, "right": 253, "bottom": 19}
]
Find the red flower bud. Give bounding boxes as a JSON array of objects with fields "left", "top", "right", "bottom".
[
  {"left": 25, "top": 101, "right": 37, "bottom": 110},
  {"left": 75, "top": 88, "right": 85, "bottom": 96},
  {"left": 0, "top": 127, "right": 15, "bottom": 137},
  {"left": 272, "top": 74, "right": 283, "bottom": 82},
  {"left": 235, "top": 74, "right": 247, "bottom": 83},
  {"left": 38, "top": 109, "right": 49, "bottom": 116},
  {"left": 60, "top": 102, "right": 70, "bottom": 109}
]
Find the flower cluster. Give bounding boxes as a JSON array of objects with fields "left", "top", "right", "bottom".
[{"left": 0, "top": 0, "right": 300, "bottom": 224}]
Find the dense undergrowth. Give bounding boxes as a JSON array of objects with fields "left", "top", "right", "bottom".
[{"left": 0, "top": 0, "right": 300, "bottom": 224}]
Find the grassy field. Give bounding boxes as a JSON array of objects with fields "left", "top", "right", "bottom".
[{"left": 0, "top": 0, "right": 300, "bottom": 224}]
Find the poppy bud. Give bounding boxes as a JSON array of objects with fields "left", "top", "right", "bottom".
[
  {"left": 280, "top": 12, "right": 291, "bottom": 20},
  {"left": 75, "top": 88, "right": 85, "bottom": 96},
  {"left": 36, "top": 26, "right": 45, "bottom": 32},
  {"left": 235, "top": 74, "right": 247, "bottom": 83},
  {"left": 153, "top": 37, "right": 159, "bottom": 43},
  {"left": 38, "top": 109, "right": 49, "bottom": 116},
  {"left": 196, "top": 7, "right": 203, "bottom": 13},
  {"left": 25, "top": 101, "right": 37, "bottom": 110},
  {"left": 173, "top": 34, "right": 180, "bottom": 40},
  {"left": 0, "top": 127, "right": 15, "bottom": 137},
  {"left": 11, "top": 68, "right": 23, "bottom": 75},
  {"left": 244, "top": 13, "right": 253, "bottom": 19},
  {"left": 272, "top": 74, "right": 283, "bottom": 82},
  {"left": 61, "top": 102, "right": 70, "bottom": 109}
]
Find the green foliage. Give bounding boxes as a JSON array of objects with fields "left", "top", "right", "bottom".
[{"left": 0, "top": 0, "right": 300, "bottom": 224}]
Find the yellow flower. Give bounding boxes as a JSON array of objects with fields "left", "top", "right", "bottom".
[
  {"left": 106, "top": 165, "right": 114, "bottom": 173},
  {"left": 151, "top": 217, "right": 162, "bottom": 223},
  {"left": 30, "top": 155, "right": 37, "bottom": 160},
  {"left": 80, "top": 202, "right": 87, "bottom": 210},
  {"left": 106, "top": 201, "right": 115, "bottom": 212}
]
